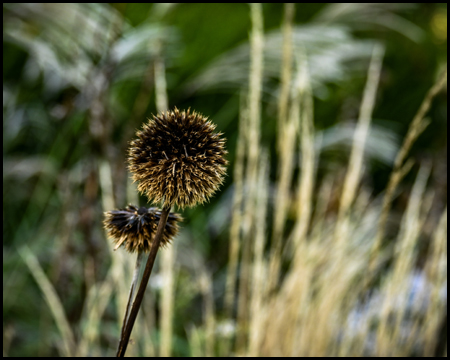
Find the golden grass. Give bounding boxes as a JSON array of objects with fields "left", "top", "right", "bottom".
[
  {"left": 269, "top": 3, "right": 296, "bottom": 295},
  {"left": 224, "top": 5, "right": 447, "bottom": 357},
  {"left": 236, "top": 3, "right": 264, "bottom": 352},
  {"left": 371, "top": 67, "right": 448, "bottom": 273},
  {"left": 335, "top": 44, "right": 384, "bottom": 249},
  {"left": 248, "top": 150, "right": 269, "bottom": 356}
]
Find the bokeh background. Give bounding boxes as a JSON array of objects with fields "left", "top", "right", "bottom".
[{"left": 3, "top": 3, "right": 447, "bottom": 357}]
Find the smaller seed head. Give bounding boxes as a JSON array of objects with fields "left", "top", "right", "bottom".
[{"left": 103, "top": 204, "right": 182, "bottom": 253}]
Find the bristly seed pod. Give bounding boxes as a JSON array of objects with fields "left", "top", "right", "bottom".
[
  {"left": 128, "top": 107, "right": 228, "bottom": 209},
  {"left": 103, "top": 205, "right": 182, "bottom": 253}
]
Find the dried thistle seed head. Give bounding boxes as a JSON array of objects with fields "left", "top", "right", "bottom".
[
  {"left": 103, "top": 204, "right": 182, "bottom": 253},
  {"left": 128, "top": 108, "right": 228, "bottom": 209}
]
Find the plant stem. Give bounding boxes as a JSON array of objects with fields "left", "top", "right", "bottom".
[
  {"left": 119, "top": 251, "right": 144, "bottom": 342},
  {"left": 116, "top": 206, "right": 171, "bottom": 357}
]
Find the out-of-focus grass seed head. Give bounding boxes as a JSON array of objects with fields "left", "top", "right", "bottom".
[
  {"left": 128, "top": 108, "right": 228, "bottom": 209},
  {"left": 103, "top": 205, "right": 182, "bottom": 253}
]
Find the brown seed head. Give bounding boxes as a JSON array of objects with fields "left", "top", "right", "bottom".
[
  {"left": 103, "top": 204, "right": 182, "bottom": 253},
  {"left": 128, "top": 108, "right": 228, "bottom": 209}
]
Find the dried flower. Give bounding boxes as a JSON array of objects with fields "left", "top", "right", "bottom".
[
  {"left": 128, "top": 107, "right": 228, "bottom": 209},
  {"left": 103, "top": 204, "right": 182, "bottom": 253}
]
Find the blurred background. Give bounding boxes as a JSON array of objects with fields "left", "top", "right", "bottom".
[{"left": 3, "top": 3, "right": 447, "bottom": 357}]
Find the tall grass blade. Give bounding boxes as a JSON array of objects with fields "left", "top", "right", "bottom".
[{"left": 19, "top": 245, "right": 76, "bottom": 357}]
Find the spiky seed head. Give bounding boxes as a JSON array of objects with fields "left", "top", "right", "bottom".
[
  {"left": 128, "top": 108, "right": 228, "bottom": 209},
  {"left": 103, "top": 204, "right": 182, "bottom": 253}
]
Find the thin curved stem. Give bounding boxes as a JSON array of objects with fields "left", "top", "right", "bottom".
[
  {"left": 119, "top": 251, "right": 144, "bottom": 342},
  {"left": 116, "top": 206, "right": 171, "bottom": 357}
]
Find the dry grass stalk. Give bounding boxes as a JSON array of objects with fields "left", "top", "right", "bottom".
[
  {"left": 77, "top": 266, "right": 117, "bottom": 356},
  {"left": 269, "top": 108, "right": 297, "bottom": 288},
  {"left": 159, "top": 242, "right": 176, "bottom": 357},
  {"left": 248, "top": 150, "right": 270, "bottom": 356},
  {"left": 277, "top": 3, "right": 295, "bottom": 153},
  {"left": 423, "top": 207, "right": 447, "bottom": 356},
  {"left": 19, "top": 246, "right": 76, "bottom": 357},
  {"left": 187, "top": 325, "right": 203, "bottom": 357},
  {"left": 268, "top": 5, "right": 297, "bottom": 294},
  {"left": 261, "top": 223, "right": 370, "bottom": 356},
  {"left": 309, "top": 175, "right": 334, "bottom": 239},
  {"left": 223, "top": 93, "right": 247, "bottom": 357},
  {"left": 236, "top": 3, "right": 264, "bottom": 352},
  {"left": 335, "top": 44, "right": 384, "bottom": 248},
  {"left": 154, "top": 45, "right": 168, "bottom": 117},
  {"left": 199, "top": 269, "right": 216, "bottom": 357},
  {"left": 224, "top": 93, "right": 247, "bottom": 319},
  {"left": 371, "top": 67, "right": 447, "bottom": 267},
  {"left": 269, "top": 47, "right": 316, "bottom": 292},
  {"left": 290, "top": 51, "right": 316, "bottom": 251},
  {"left": 375, "top": 164, "right": 431, "bottom": 355}
]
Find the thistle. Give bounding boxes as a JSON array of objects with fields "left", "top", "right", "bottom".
[
  {"left": 128, "top": 107, "right": 228, "bottom": 209},
  {"left": 103, "top": 204, "right": 182, "bottom": 253},
  {"left": 117, "top": 108, "right": 227, "bottom": 357}
]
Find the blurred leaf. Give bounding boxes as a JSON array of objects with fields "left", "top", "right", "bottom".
[
  {"left": 318, "top": 122, "right": 400, "bottom": 166},
  {"left": 184, "top": 25, "right": 374, "bottom": 98},
  {"left": 312, "top": 3, "right": 424, "bottom": 42},
  {"left": 4, "top": 3, "right": 122, "bottom": 91},
  {"left": 112, "top": 23, "right": 181, "bottom": 83}
]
